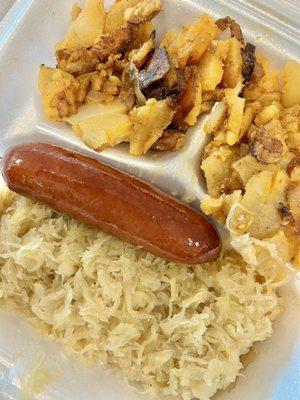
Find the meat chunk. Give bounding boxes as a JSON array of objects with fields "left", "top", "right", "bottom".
[
  {"left": 138, "top": 47, "right": 170, "bottom": 90},
  {"left": 216, "top": 16, "right": 245, "bottom": 45},
  {"left": 249, "top": 126, "right": 285, "bottom": 164},
  {"left": 286, "top": 153, "right": 300, "bottom": 176},
  {"left": 278, "top": 202, "right": 295, "bottom": 224},
  {"left": 243, "top": 42, "right": 256, "bottom": 85}
]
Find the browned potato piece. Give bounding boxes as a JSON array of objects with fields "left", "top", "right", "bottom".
[
  {"left": 201, "top": 145, "right": 242, "bottom": 197},
  {"left": 240, "top": 170, "right": 290, "bottom": 238},
  {"left": 129, "top": 22, "right": 154, "bottom": 50},
  {"left": 282, "top": 60, "right": 300, "bottom": 107},
  {"left": 104, "top": 0, "right": 141, "bottom": 33},
  {"left": 222, "top": 38, "right": 243, "bottom": 88},
  {"left": 198, "top": 41, "right": 229, "bottom": 91},
  {"left": 240, "top": 106, "right": 255, "bottom": 138},
  {"left": 216, "top": 16, "right": 244, "bottom": 45},
  {"left": 201, "top": 190, "right": 242, "bottom": 224},
  {"left": 129, "top": 99, "right": 175, "bottom": 155},
  {"left": 72, "top": 2, "right": 82, "bottom": 20},
  {"left": 254, "top": 104, "right": 280, "bottom": 126},
  {"left": 184, "top": 74, "right": 202, "bottom": 126},
  {"left": 56, "top": 25, "right": 137, "bottom": 76},
  {"left": 124, "top": 0, "right": 162, "bottom": 25},
  {"left": 287, "top": 183, "right": 300, "bottom": 267},
  {"left": 233, "top": 154, "right": 277, "bottom": 186},
  {"left": 172, "top": 66, "right": 201, "bottom": 127},
  {"left": 161, "top": 14, "right": 219, "bottom": 70},
  {"left": 65, "top": 101, "right": 132, "bottom": 150},
  {"left": 56, "top": 0, "right": 105, "bottom": 50},
  {"left": 204, "top": 101, "right": 228, "bottom": 134},
  {"left": 151, "top": 130, "right": 185, "bottom": 151},
  {"left": 39, "top": 66, "right": 80, "bottom": 120},
  {"left": 225, "top": 84, "right": 245, "bottom": 145}
]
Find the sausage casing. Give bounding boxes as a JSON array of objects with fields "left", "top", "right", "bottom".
[{"left": 2, "top": 142, "right": 221, "bottom": 263}]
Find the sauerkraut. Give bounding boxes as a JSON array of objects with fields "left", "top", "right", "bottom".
[{"left": 0, "top": 189, "right": 282, "bottom": 400}]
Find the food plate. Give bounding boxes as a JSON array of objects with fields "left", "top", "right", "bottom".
[{"left": 0, "top": 0, "right": 300, "bottom": 399}]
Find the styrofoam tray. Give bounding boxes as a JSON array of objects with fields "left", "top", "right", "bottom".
[{"left": 0, "top": 0, "right": 300, "bottom": 399}]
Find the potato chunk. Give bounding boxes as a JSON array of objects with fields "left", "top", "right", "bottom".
[
  {"left": 201, "top": 190, "right": 242, "bottom": 223},
  {"left": 225, "top": 83, "right": 245, "bottom": 145},
  {"left": 201, "top": 145, "right": 242, "bottom": 197},
  {"left": 282, "top": 60, "right": 300, "bottom": 107},
  {"left": 204, "top": 101, "right": 227, "bottom": 134},
  {"left": 104, "top": 0, "right": 141, "bottom": 33},
  {"left": 129, "top": 99, "right": 175, "bottom": 156},
  {"left": 38, "top": 66, "right": 80, "bottom": 120},
  {"left": 198, "top": 40, "right": 229, "bottom": 91},
  {"left": 222, "top": 38, "right": 243, "bottom": 88},
  {"left": 254, "top": 104, "right": 280, "bottom": 126},
  {"left": 184, "top": 69, "right": 202, "bottom": 126},
  {"left": 56, "top": 0, "right": 105, "bottom": 50},
  {"left": 232, "top": 154, "right": 277, "bottom": 186},
  {"left": 65, "top": 101, "right": 132, "bottom": 150},
  {"left": 161, "top": 15, "right": 219, "bottom": 70},
  {"left": 229, "top": 170, "right": 290, "bottom": 238}
]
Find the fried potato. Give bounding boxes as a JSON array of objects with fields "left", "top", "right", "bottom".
[
  {"left": 259, "top": 92, "right": 281, "bottom": 106},
  {"left": 105, "top": 0, "right": 141, "bottom": 33},
  {"left": 129, "top": 22, "right": 153, "bottom": 50},
  {"left": 56, "top": 0, "right": 105, "bottom": 50},
  {"left": 39, "top": 66, "right": 80, "bottom": 120},
  {"left": 201, "top": 145, "right": 242, "bottom": 197},
  {"left": 239, "top": 170, "right": 290, "bottom": 238},
  {"left": 184, "top": 69, "right": 202, "bottom": 126},
  {"left": 201, "top": 190, "right": 242, "bottom": 223},
  {"left": 65, "top": 100, "right": 128, "bottom": 124},
  {"left": 225, "top": 83, "right": 245, "bottom": 145},
  {"left": 232, "top": 154, "right": 278, "bottom": 186},
  {"left": 160, "top": 29, "right": 178, "bottom": 66},
  {"left": 173, "top": 66, "right": 201, "bottom": 127},
  {"left": 240, "top": 106, "right": 255, "bottom": 138},
  {"left": 72, "top": 2, "right": 82, "bottom": 20},
  {"left": 198, "top": 40, "right": 229, "bottom": 91},
  {"left": 65, "top": 101, "right": 132, "bottom": 150},
  {"left": 254, "top": 103, "right": 280, "bottom": 126},
  {"left": 124, "top": 0, "right": 162, "bottom": 24},
  {"left": 161, "top": 15, "right": 219, "bottom": 70},
  {"left": 258, "top": 55, "right": 280, "bottom": 94},
  {"left": 222, "top": 38, "right": 243, "bottom": 88},
  {"left": 151, "top": 130, "right": 185, "bottom": 151},
  {"left": 286, "top": 183, "right": 300, "bottom": 267},
  {"left": 204, "top": 101, "right": 228, "bottom": 134},
  {"left": 282, "top": 60, "right": 300, "bottom": 107},
  {"left": 281, "top": 105, "right": 300, "bottom": 150},
  {"left": 129, "top": 99, "right": 175, "bottom": 156}
]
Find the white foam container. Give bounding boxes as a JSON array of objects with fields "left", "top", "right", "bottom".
[{"left": 0, "top": 0, "right": 300, "bottom": 399}]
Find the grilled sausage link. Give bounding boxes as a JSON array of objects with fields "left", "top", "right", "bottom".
[{"left": 2, "top": 142, "right": 221, "bottom": 263}]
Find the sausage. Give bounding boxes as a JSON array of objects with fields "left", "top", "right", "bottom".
[{"left": 2, "top": 142, "right": 221, "bottom": 264}]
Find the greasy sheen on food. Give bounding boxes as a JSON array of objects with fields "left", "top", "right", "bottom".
[
  {"left": 0, "top": 190, "right": 283, "bottom": 400},
  {"left": 3, "top": 142, "right": 221, "bottom": 264}
]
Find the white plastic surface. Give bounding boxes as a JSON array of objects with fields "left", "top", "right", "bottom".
[{"left": 0, "top": 0, "right": 300, "bottom": 399}]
